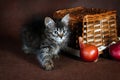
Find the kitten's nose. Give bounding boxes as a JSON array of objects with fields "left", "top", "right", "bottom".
[{"left": 59, "top": 34, "right": 63, "bottom": 39}]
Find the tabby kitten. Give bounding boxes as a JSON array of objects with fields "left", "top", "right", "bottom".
[{"left": 21, "top": 14, "right": 70, "bottom": 70}]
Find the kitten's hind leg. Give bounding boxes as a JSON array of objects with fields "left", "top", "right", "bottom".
[
  {"left": 36, "top": 48, "right": 54, "bottom": 70},
  {"left": 22, "top": 45, "right": 32, "bottom": 54}
]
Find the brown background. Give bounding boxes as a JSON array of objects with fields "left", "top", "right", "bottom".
[
  {"left": 0, "top": 0, "right": 120, "bottom": 80},
  {"left": 0, "top": 0, "right": 120, "bottom": 40}
]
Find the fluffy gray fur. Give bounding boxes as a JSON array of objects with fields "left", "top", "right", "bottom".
[{"left": 21, "top": 14, "right": 70, "bottom": 70}]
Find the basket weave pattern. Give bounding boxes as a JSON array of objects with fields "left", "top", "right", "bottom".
[{"left": 82, "top": 11, "right": 117, "bottom": 47}]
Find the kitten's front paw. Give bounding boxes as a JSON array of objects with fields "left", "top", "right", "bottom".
[{"left": 43, "top": 60, "right": 54, "bottom": 71}]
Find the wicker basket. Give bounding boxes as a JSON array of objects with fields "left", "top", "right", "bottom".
[{"left": 53, "top": 7, "right": 118, "bottom": 54}]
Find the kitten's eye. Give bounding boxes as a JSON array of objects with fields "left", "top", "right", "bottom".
[
  {"left": 54, "top": 31, "right": 58, "bottom": 34},
  {"left": 63, "top": 30, "right": 65, "bottom": 33},
  {"left": 63, "top": 30, "right": 66, "bottom": 34}
]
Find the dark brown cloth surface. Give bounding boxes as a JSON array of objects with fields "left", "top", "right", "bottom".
[
  {"left": 0, "top": 38, "right": 120, "bottom": 80},
  {"left": 0, "top": 0, "right": 120, "bottom": 80}
]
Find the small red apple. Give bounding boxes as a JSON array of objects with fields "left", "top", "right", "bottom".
[{"left": 78, "top": 37, "right": 99, "bottom": 62}]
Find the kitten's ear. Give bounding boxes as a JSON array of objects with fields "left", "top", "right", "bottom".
[
  {"left": 61, "top": 14, "right": 70, "bottom": 26},
  {"left": 44, "top": 17, "right": 55, "bottom": 28}
]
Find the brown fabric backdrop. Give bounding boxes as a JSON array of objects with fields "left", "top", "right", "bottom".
[{"left": 0, "top": 0, "right": 120, "bottom": 40}]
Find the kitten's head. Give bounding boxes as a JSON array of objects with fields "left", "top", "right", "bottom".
[{"left": 44, "top": 14, "right": 70, "bottom": 44}]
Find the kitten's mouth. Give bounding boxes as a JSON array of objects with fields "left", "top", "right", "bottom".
[
  {"left": 59, "top": 36, "right": 63, "bottom": 39},
  {"left": 57, "top": 37, "right": 64, "bottom": 43}
]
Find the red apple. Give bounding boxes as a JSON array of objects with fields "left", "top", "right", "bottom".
[
  {"left": 109, "top": 41, "right": 120, "bottom": 61},
  {"left": 78, "top": 37, "right": 99, "bottom": 62}
]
